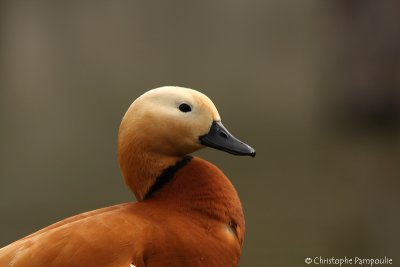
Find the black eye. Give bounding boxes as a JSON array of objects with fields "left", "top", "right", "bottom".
[{"left": 178, "top": 103, "right": 192, "bottom": 112}]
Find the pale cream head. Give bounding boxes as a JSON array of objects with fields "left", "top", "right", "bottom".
[
  {"left": 118, "top": 86, "right": 222, "bottom": 200},
  {"left": 119, "top": 86, "right": 221, "bottom": 157}
]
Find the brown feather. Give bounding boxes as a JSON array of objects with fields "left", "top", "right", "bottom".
[{"left": 0, "top": 157, "right": 243, "bottom": 267}]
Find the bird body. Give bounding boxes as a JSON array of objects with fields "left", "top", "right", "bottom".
[{"left": 0, "top": 86, "right": 255, "bottom": 267}]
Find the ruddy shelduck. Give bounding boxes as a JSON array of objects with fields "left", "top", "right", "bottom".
[{"left": 0, "top": 86, "right": 255, "bottom": 267}]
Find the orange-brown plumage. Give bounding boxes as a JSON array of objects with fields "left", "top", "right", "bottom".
[{"left": 0, "top": 86, "right": 254, "bottom": 267}]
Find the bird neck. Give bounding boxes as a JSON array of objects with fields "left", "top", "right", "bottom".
[
  {"left": 143, "top": 155, "right": 193, "bottom": 200},
  {"left": 119, "top": 147, "right": 245, "bottom": 244},
  {"left": 118, "top": 137, "right": 181, "bottom": 200}
]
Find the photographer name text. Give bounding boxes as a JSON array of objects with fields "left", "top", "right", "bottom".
[{"left": 305, "top": 256, "right": 393, "bottom": 266}]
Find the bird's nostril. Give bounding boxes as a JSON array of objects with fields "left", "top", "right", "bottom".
[{"left": 219, "top": 131, "right": 228, "bottom": 139}]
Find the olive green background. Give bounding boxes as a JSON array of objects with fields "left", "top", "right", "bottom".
[{"left": 1, "top": 1, "right": 399, "bottom": 266}]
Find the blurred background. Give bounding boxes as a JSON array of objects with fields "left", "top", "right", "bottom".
[{"left": 0, "top": 1, "right": 399, "bottom": 266}]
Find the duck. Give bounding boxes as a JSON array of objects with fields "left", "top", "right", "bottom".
[{"left": 0, "top": 86, "right": 255, "bottom": 267}]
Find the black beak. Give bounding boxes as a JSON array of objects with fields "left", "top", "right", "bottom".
[{"left": 199, "top": 121, "right": 256, "bottom": 157}]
